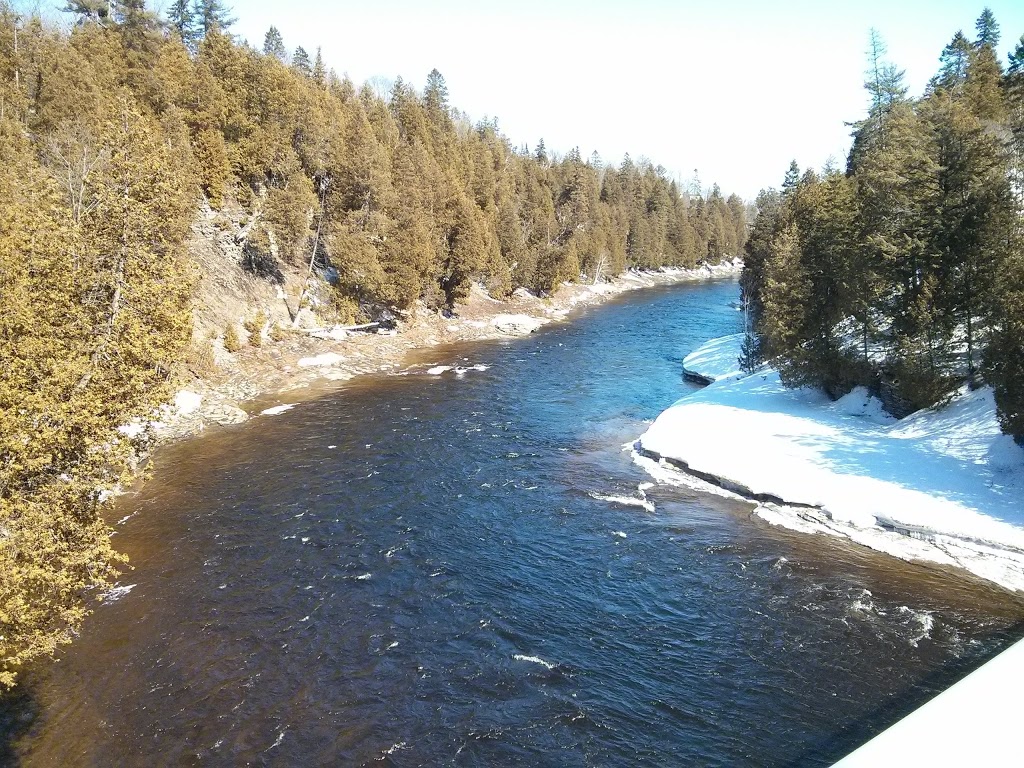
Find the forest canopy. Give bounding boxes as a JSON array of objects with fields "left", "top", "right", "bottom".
[
  {"left": 0, "top": 0, "right": 746, "bottom": 688},
  {"left": 741, "top": 9, "right": 1024, "bottom": 440}
]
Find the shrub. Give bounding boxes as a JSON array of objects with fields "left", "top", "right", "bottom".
[
  {"left": 243, "top": 310, "right": 267, "bottom": 347},
  {"left": 223, "top": 323, "right": 242, "bottom": 352}
]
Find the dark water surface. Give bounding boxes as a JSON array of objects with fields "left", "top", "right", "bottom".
[{"left": 7, "top": 279, "right": 1024, "bottom": 767}]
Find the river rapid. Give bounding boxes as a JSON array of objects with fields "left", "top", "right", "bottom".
[{"left": 5, "top": 278, "right": 1024, "bottom": 766}]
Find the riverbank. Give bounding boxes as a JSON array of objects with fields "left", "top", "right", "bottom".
[
  {"left": 150, "top": 260, "right": 743, "bottom": 442},
  {"left": 634, "top": 334, "right": 1024, "bottom": 592}
]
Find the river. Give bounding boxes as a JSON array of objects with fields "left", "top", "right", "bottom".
[{"left": 5, "top": 278, "right": 1024, "bottom": 766}]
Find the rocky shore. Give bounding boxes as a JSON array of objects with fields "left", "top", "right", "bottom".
[{"left": 155, "top": 260, "right": 743, "bottom": 443}]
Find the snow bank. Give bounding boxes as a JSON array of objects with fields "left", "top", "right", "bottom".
[
  {"left": 637, "top": 334, "right": 1024, "bottom": 591},
  {"left": 174, "top": 390, "right": 203, "bottom": 416},
  {"left": 681, "top": 332, "right": 744, "bottom": 383}
]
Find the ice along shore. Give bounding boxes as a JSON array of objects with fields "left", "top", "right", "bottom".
[{"left": 634, "top": 333, "right": 1024, "bottom": 592}]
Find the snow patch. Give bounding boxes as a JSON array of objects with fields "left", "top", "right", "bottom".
[
  {"left": 682, "top": 333, "right": 745, "bottom": 382},
  {"left": 174, "top": 390, "right": 203, "bottom": 415},
  {"left": 117, "top": 420, "right": 147, "bottom": 439},
  {"left": 638, "top": 334, "right": 1024, "bottom": 591},
  {"left": 831, "top": 386, "right": 895, "bottom": 424}
]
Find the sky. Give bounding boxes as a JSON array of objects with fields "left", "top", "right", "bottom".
[{"left": 35, "top": 0, "right": 1024, "bottom": 200}]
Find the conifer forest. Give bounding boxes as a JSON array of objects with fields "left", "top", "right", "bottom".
[
  {"left": 741, "top": 10, "right": 1024, "bottom": 439},
  {"left": 0, "top": 1, "right": 746, "bottom": 686},
  {"left": 3, "top": 0, "right": 1024, "bottom": 697}
]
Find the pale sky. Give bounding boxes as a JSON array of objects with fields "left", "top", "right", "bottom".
[
  {"left": 32, "top": 0, "right": 1024, "bottom": 200},
  {"left": 228, "top": 0, "right": 1024, "bottom": 200}
]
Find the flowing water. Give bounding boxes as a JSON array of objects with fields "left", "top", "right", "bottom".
[{"left": 5, "top": 279, "right": 1024, "bottom": 767}]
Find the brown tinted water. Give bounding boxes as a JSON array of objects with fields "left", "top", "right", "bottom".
[{"left": 5, "top": 280, "right": 1024, "bottom": 767}]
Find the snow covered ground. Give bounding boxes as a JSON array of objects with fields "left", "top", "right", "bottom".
[{"left": 636, "top": 333, "right": 1024, "bottom": 591}]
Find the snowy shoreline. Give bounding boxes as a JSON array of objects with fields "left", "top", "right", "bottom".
[{"left": 635, "top": 333, "right": 1024, "bottom": 592}]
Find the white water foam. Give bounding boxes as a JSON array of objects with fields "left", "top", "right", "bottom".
[
  {"left": 849, "top": 589, "right": 874, "bottom": 614},
  {"left": 379, "top": 741, "right": 408, "bottom": 759},
  {"left": 455, "top": 364, "right": 490, "bottom": 376},
  {"left": 589, "top": 491, "right": 655, "bottom": 513},
  {"left": 265, "top": 729, "right": 286, "bottom": 751},
  {"left": 512, "top": 654, "right": 556, "bottom": 670},
  {"left": 260, "top": 404, "right": 295, "bottom": 416},
  {"left": 898, "top": 606, "right": 935, "bottom": 647},
  {"left": 101, "top": 583, "right": 136, "bottom": 603}
]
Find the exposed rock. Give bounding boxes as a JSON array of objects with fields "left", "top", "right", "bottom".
[{"left": 491, "top": 314, "right": 549, "bottom": 335}]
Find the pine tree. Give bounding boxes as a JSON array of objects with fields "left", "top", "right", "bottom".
[
  {"left": 923, "top": 87, "right": 1011, "bottom": 381},
  {"left": 312, "top": 46, "right": 325, "bottom": 85},
  {"left": 167, "top": 0, "right": 197, "bottom": 50},
  {"left": 262, "top": 25, "right": 285, "bottom": 61},
  {"left": 192, "top": 0, "right": 234, "bottom": 39},
  {"left": 534, "top": 137, "right": 547, "bottom": 165},
  {"left": 934, "top": 31, "right": 973, "bottom": 94},
  {"left": 1009, "top": 34, "right": 1024, "bottom": 76},
  {"left": 854, "top": 100, "right": 936, "bottom": 370},
  {"left": 974, "top": 7, "right": 1000, "bottom": 49},
  {"left": 741, "top": 187, "right": 783, "bottom": 330},
  {"left": 63, "top": 0, "right": 112, "bottom": 25},
  {"left": 1006, "top": 35, "right": 1024, "bottom": 211},
  {"left": 292, "top": 46, "right": 311, "bottom": 76},
  {"left": 985, "top": 232, "right": 1024, "bottom": 439},
  {"left": 864, "top": 29, "right": 907, "bottom": 116},
  {"left": 782, "top": 160, "right": 800, "bottom": 194},
  {"left": 424, "top": 67, "right": 449, "bottom": 114},
  {"left": 965, "top": 35, "right": 1006, "bottom": 122},
  {"left": 789, "top": 169, "right": 859, "bottom": 394}
]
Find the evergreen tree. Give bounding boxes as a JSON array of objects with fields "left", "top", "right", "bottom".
[
  {"left": 965, "top": 34, "right": 1006, "bottom": 121},
  {"left": 934, "top": 31, "right": 973, "bottom": 93},
  {"left": 63, "top": 0, "right": 112, "bottom": 25},
  {"left": 262, "top": 25, "right": 285, "bottom": 61},
  {"left": 192, "top": 0, "right": 233, "bottom": 38},
  {"left": 424, "top": 68, "right": 449, "bottom": 114},
  {"left": 864, "top": 29, "right": 907, "bottom": 115},
  {"left": 758, "top": 223, "right": 809, "bottom": 376},
  {"left": 974, "top": 7, "right": 1000, "bottom": 49},
  {"left": 923, "top": 86, "right": 1011, "bottom": 381},
  {"left": 0, "top": 116, "right": 124, "bottom": 689},
  {"left": 985, "top": 233, "right": 1024, "bottom": 439},
  {"left": 1009, "top": 34, "right": 1024, "bottom": 76},
  {"left": 292, "top": 45, "right": 311, "bottom": 76},
  {"left": 782, "top": 160, "right": 800, "bottom": 194},
  {"left": 167, "top": 0, "right": 197, "bottom": 49},
  {"left": 312, "top": 46, "right": 325, "bottom": 84}
]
